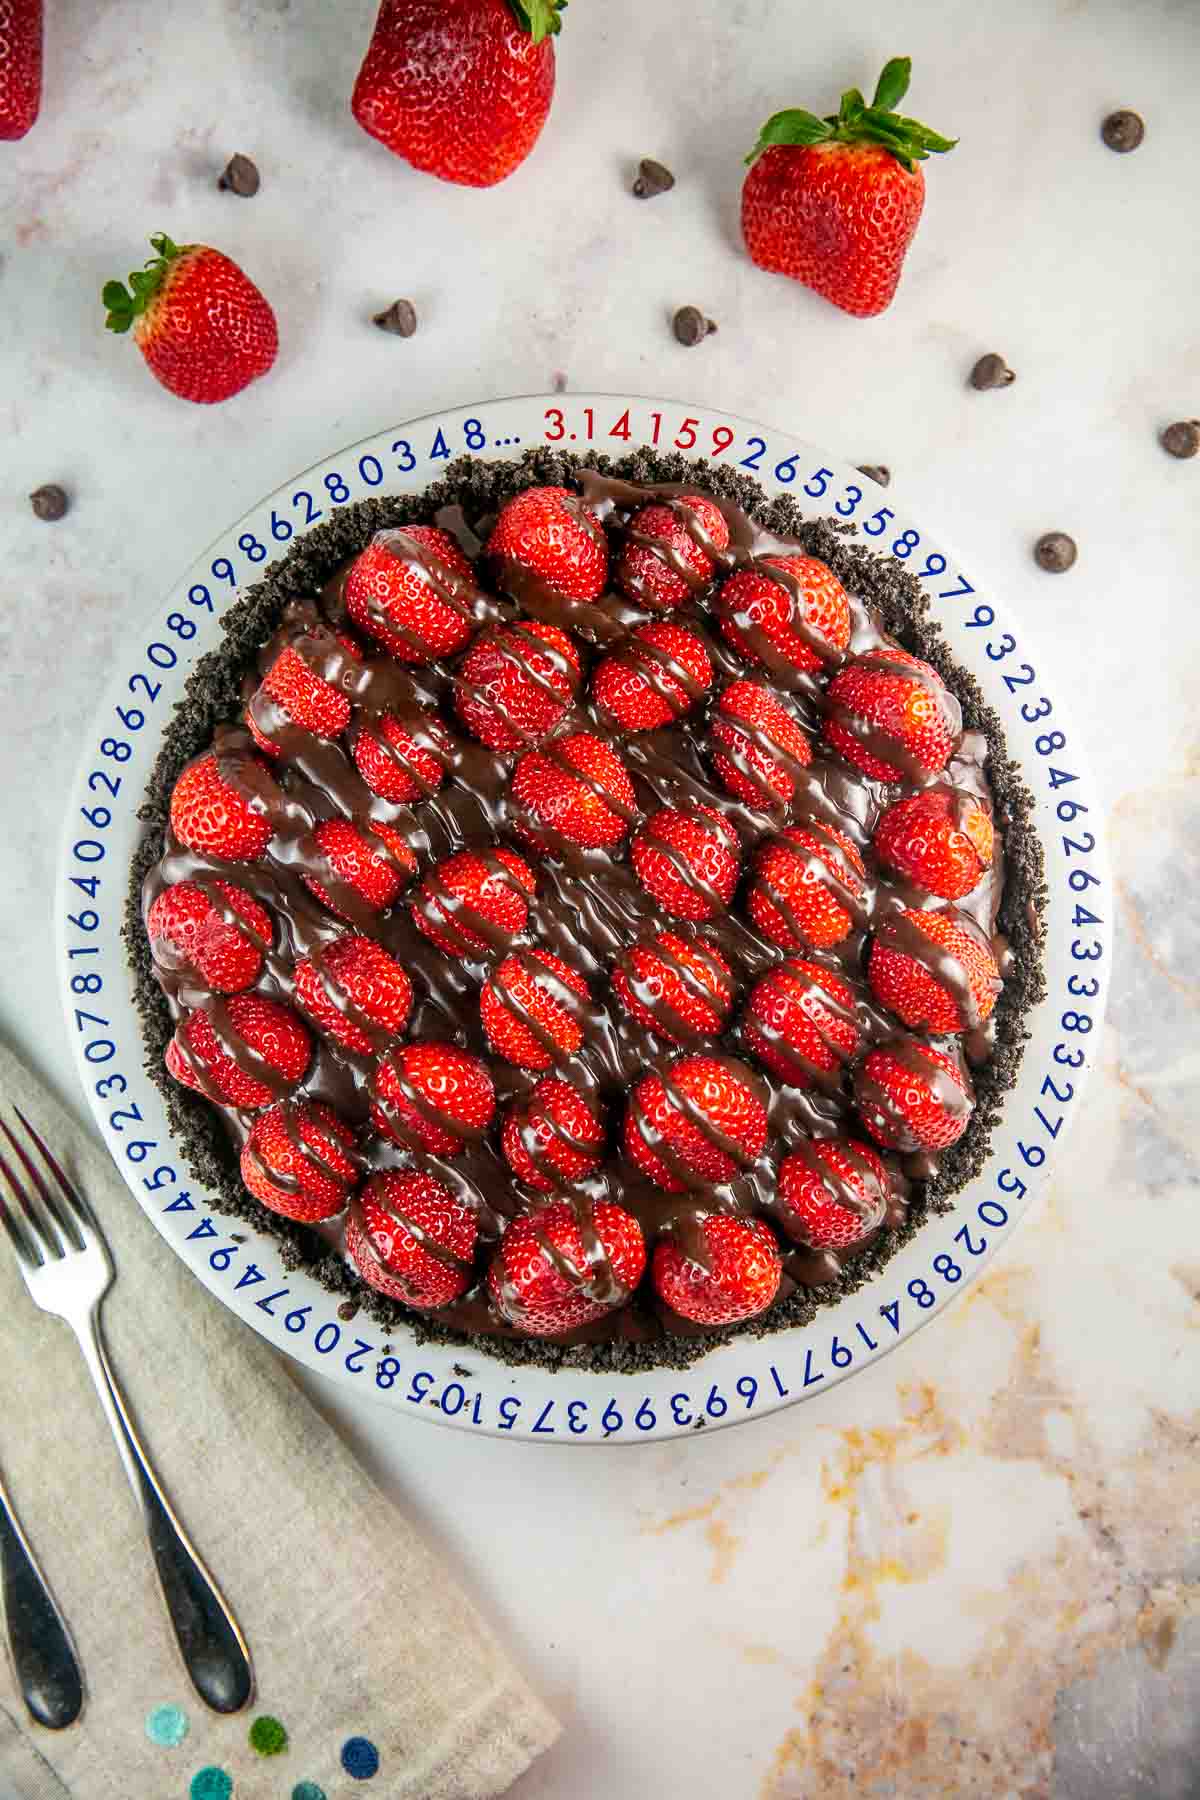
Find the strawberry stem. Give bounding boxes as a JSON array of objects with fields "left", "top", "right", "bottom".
[
  {"left": 746, "top": 56, "right": 956, "bottom": 172},
  {"left": 505, "top": 0, "right": 566, "bottom": 42},
  {"left": 101, "top": 232, "right": 189, "bottom": 334}
]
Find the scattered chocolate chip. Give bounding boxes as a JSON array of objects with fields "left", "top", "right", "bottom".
[
  {"left": 673, "top": 305, "right": 716, "bottom": 347},
  {"left": 857, "top": 465, "right": 890, "bottom": 488},
  {"left": 373, "top": 298, "right": 418, "bottom": 338},
  {"left": 337, "top": 1300, "right": 360, "bottom": 1322},
  {"left": 451, "top": 1362, "right": 472, "bottom": 1378},
  {"left": 29, "top": 483, "right": 69, "bottom": 521},
  {"left": 1101, "top": 110, "right": 1144, "bottom": 153},
  {"left": 1160, "top": 419, "right": 1200, "bottom": 460},
  {"left": 633, "top": 157, "right": 675, "bottom": 199},
  {"left": 969, "top": 353, "right": 1015, "bottom": 391},
  {"left": 218, "top": 153, "right": 260, "bottom": 196},
  {"left": 1034, "top": 531, "right": 1077, "bottom": 573}
]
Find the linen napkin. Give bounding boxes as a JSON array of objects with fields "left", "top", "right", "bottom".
[{"left": 0, "top": 1037, "right": 559, "bottom": 1799}]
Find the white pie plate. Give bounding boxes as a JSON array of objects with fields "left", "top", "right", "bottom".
[{"left": 56, "top": 393, "right": 1111, "bottom": 1443}]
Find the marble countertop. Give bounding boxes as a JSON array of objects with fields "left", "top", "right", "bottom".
[{"left": 3, "top": 1, "right": 1198, "bottom": 1794}]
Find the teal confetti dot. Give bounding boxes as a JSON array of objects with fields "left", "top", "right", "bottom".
[
  {"left": 190, "top": 1770, "right": 232, "bottom": 1800},
  {"left": 292, "top": 1786, "right": 327, "bottom": 1800},
  {"left": 341, "top": 1735, "right": 380, "bottom": 1779},
  {"left": 249, "top": 1714, "right": 288, "bottom": 1756},
  {"left": 145, "top": 1703, "right": 189, "bottom": 1748}
]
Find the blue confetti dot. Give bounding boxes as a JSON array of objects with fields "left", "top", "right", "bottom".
[
  {"left": 190, "top": 1770, "right": 232, "bottom": 1800},
  {"left": 292, "top": 1785, "right": 327, "bottom": 1800},
  {"left": 341, "top": 1736, "right": 381, "bottom": 1779},
  {"left": 145, "top": 1702, "right": 189, "bottom": 1748}
]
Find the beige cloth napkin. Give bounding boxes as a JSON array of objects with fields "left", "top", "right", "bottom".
[{"left": 0, "top": 1038, "right": 559, "bottom": 1799}]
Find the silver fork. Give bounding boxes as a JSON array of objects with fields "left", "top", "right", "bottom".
[{"left": 0, "top": 1107, "right": 254, "bottom": 1714}]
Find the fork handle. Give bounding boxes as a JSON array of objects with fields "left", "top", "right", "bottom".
[
  {"left": 73, "top": 1315, "right": 254, "bottom": 1714},
  {"left": 0, "top": 1473, "right": 84, "bottom": 1729}
]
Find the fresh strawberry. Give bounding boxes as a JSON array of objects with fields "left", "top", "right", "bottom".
[
  {"left": 747, "top": 823, "right": 866, "bottom": 950},
  {"left": 102, "top": 234, "right": 277, "bottom": 404},
  {"left": 776, "top": 1136, "right": 889, "bottom": 1250},
  {"left": 352, "top": 0, "right": 563, "bottom": 189},
  {"left": 868, "top": 906, "right": 1001, "bottom": 1034},
  {"left": 874, "top": 788, "right": 995, "bottom": 900},
  {"left": 301, "top": 818, "right": 414, "bottom": 918},
  {"left": 487, "top": 1199, "right": 646, "bottom": 1337},
  {"left": 293, "top": 933, "right": 414, "bottom": 1054},
  {"left": 741, "top": 958, "right": 860, "bottom": 1087},
  {"left": 241, "top": 1101, "right": 361, "bottom": 1223},
  {"left": 717, "top": 555, "right": 851, "bottom": 675},
  {"left": 480, "top": 948, "right": 588, "bottom": 1069},
  {"left": 411, "top": 846, "right": 537, "bottom": 956},
  {"left": 169, "top": 750, "right": 274, "bottom": 862},
  {"left": 630, "top": 806, "right": 740, "bottom": 921},
  {"left": 855, "top": 1037, "right": 972, "bottom": 1153},
  {"left": 0, "top": 0, "right": 41, "bottom": 140},
  {"left": 487, "top": 486, "right": 608, "bottom": 602},
  {"left": 453, "top": 620, "right": 579, "bottom": 750},
  {"left": 615, "top": 496, "right": 730, "bottom": 611},
  {"left": 501, "top": 1076, "right": 605, "bottom": 1191},
  {"left": 624, "top": 1055, "right": 768, "bottom": 1192},
  {"left": 741, "top": 58, "right": 956, "bottom": 318},
  {"left": 591, "top": 621, "right": 713, "bottom": 730},
  {"left": 511, "top": 732, "right": 636, "bottom": 850},
  {"left": 652, "top": 1214, "right": 781, "bottom": 1326},
  {"left": 347, "top": 1170, "right": 477, "bottom": 1308},
  {"left": 709, "top": 679, "right": 813, "bottom": 808},
  {"left": 146, "top": 879, "right": 272, "bottom": 993},
  {"left": 251, "top": 636, "right": 362, "bottom": 751},
  {"left": 351, "top": 709, "right": 454, "bottom": 802},
  {"left": 344, "top": 527, "right": 479, "bottom": 664},
  {"left": 165, "top": 995, "right": 311, "bottom": 1110},
  {"left": 823, "top": 646, "right": 960, "bottom": 783},
  {"left": 611, "top": 930, "right": 735, "bottom": 1045},
  {"left": 372, "top": 1040, "right": 496, "bottom": 1154}
]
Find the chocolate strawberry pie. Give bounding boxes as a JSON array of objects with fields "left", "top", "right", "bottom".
[{"left": 129, "top": 449, "right": 1045, "bottom": 1371}]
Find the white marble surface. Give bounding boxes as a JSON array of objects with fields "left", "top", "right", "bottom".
[{"left": 3, "top": 1, "right": 1199, "bottom": 1794}]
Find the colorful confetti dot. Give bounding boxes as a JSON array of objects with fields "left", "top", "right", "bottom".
[
  {"left": 291, "top": 1786, "right": 327, "bottom": 1800},
  {"left": 145, "top": 1702, "right": 189, "bottom": 1748},
  {"left": 341, "top": 1736, "right": 381, "bottom": 1779},
  {"left": 249, "top": 1714, "right": 288, "bottom": 1757},
  {"left": 189, "top": 1771, "right": 232, "bottom": 1800}
]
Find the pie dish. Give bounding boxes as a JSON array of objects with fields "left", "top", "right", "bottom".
[{"left": 58, "top": 396, "right": 1110, "bottom": 1438}]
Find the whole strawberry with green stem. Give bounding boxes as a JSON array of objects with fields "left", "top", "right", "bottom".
[
  {"left": 352, "top": 0, "right": 566, "bottom": 188},
  {"left": 742, "top": 57, "right": 956, "bottom": 318},
  {"left": 102, "top": 233, "right": 278, "bottom": 404}
]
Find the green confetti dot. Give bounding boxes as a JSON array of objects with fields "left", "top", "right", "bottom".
[
  {"left": 190, "top": 1771, "right": 232, "bottom": 1800},
  {"left": 145, "top": 1702, "right": 189, "bottom": 1747},
  {"left": 292, "top": 1785, "right": 327, "bottom": 1800},
  {"left": 249, "top": 1714, "right": 288, "bottom": 1757}
]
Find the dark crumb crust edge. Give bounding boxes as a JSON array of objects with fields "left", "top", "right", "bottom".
[{"left": 123, "top": 447, "right": 1047, "bottom": 1375}]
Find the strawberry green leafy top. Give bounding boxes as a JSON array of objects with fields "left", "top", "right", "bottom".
[
  {"left": 746, "top": 57, "right": 956, "bottom": 174},
  {"left": 506, "top": 0, "right": 567, "bottom": 42},
  {"left": 102, "top": 232, "right": 191, "bottom": 334}
]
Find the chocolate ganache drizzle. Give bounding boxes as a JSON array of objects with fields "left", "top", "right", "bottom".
[{"left": 143, "top": 474, "right": 1012, "bottom": 1344}]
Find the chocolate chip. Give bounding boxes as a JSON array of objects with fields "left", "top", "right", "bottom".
[
  {"left": 29, "top": 483, "right": 69, "bottom": 521},
  {"left": 857, "top": 465, "right": 890, "bottom": 487},
  {"left": 218, "top": 153, "right": 260, "bottom": 196},
  {"left": 633, "top": 157, "right": 675, "bottom": 199},
  {"left": 1160, "top": 419, "right": 1200, "bottom": 460},
  {"left": 673, "top": 305, "right": 716, "bottom": 347},
  {"left": 1034, "top": 531, "right": 1077, "bottom": 573},
  {"left": 969, "top": 353, "right": 1015, "bottom": 391},
  {"left": 337, "top": 1300, "right": 360, "bottom": 1322},
  {"left": 1101, "top": 110, "right": 1144, "bottom": 153},
  {"left": 373, "top": 299, "right": 418, "bottom": 338}
]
